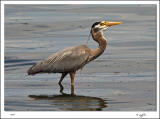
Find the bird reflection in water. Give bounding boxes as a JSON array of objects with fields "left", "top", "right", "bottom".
[{"left": 28, "top": 84, "right": 107, "bottom": 111}]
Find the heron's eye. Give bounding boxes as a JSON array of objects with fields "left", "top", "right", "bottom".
[{"left": 100, "top": 23, "right": 105, "bottom": 26}]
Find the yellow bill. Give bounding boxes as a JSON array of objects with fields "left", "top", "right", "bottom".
[{"left": 104, "top": 21, "right": 122, "bottom": 27}]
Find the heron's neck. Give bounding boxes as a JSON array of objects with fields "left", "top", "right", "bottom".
[{"left": 89, "top": 30, "right": 107, "bottom": 61}]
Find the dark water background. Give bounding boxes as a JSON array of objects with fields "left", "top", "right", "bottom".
[{"left": 4, "top": 4, "right": 156, "bottom": 111}]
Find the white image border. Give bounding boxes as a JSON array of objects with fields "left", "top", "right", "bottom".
[{"left": 1, "top": 1, "right": 159, "bottom": 118}]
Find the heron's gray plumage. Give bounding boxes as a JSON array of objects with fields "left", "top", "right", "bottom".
[{"left": 28, "top": 45, "right": 90, "bottom": 75}]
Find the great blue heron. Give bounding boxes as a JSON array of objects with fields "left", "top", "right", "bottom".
[{"left": 28, "top": 21, "right": 122, "bottom": 86}]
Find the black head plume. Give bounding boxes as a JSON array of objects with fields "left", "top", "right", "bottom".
[{"left": 91, "top": 21, "right": 100, "bottom": 28}]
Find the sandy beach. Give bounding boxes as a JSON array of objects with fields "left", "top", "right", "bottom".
[{"left": 4, "top": 4, "right": 156, "bottom": 111}]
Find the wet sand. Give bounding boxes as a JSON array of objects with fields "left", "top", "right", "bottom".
[{"left": 4, "top": 4, "right": 157, "bottom": 111}]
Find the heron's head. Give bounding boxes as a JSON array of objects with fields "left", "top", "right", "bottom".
[{"left": 91, "top": 21, "right": 122, "bottom": 33}]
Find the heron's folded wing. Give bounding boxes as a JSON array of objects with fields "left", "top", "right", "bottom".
[{"left": 32, "top": 46, "right": 90, "bottom": 73}]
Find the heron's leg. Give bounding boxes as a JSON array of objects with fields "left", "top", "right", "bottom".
[
  {"left": 70, "top": 72, "right": 75, "bottom": 86},
  {"left": 71, "top": 85, "right": 74, "bottom": 96},
  {"left": 58, "top": 73, "right": 67, "bottom": 85},
  {"left": 59, "top": 83, "right": 64, "bottom": 94}
]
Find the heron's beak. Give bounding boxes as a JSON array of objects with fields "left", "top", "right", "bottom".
[{"left": 104, "top": 21, "right": 122, "bottom": 27}]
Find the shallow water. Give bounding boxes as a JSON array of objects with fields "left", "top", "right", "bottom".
[{"left": 4, "top": 4, "right": 156, "bottom": 111}]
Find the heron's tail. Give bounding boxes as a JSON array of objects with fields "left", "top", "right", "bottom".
[{"left": 27, "top": 64, "right": 39, "bottom": 75}]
